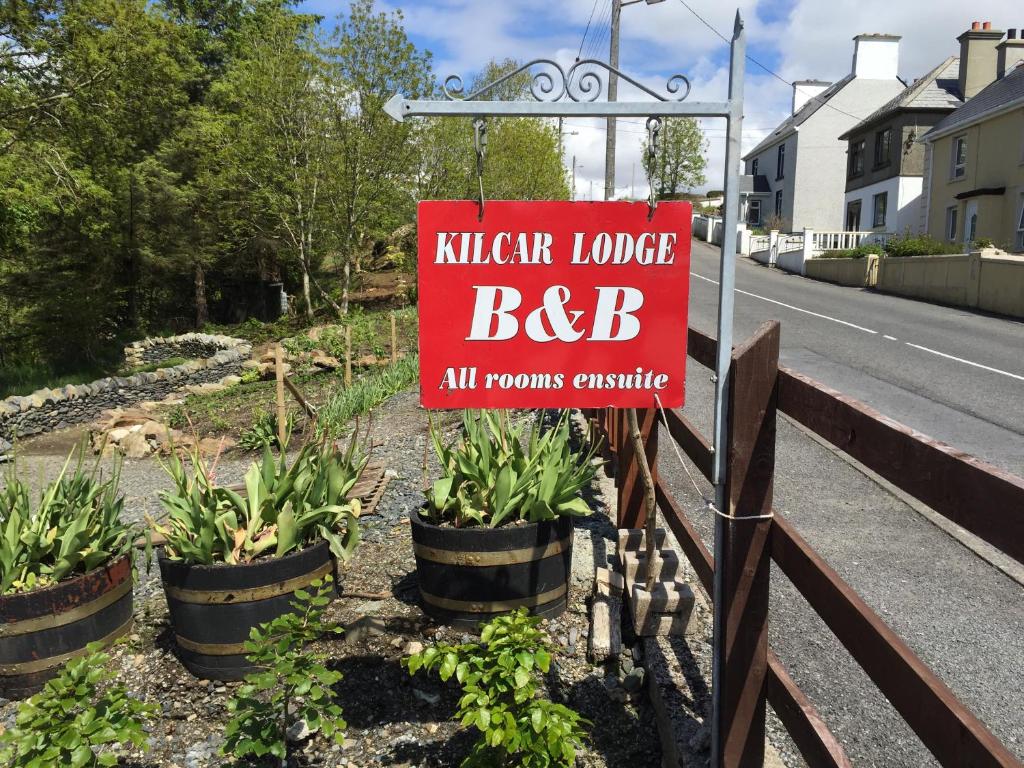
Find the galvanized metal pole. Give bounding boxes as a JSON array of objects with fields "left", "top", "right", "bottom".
[
  {"left": 604, "top": 0, "right": 622, "bottom": 201},
  {"left": 710, "top": 12, "right": 746, "bottom": 768}
]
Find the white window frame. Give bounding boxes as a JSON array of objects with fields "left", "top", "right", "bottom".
[
  {"left": 748, "top": 199, "right": 762, "bottom": 226},
  {"left": 946, "top": 205, "right": 958, "bottom": 242},
  {"left": 951, "top": 135, "right": 967, "bottom": 179}
]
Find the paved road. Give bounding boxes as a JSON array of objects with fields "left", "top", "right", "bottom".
[
  {"left": 658, "top": 240, "right": 1024, "bottom": 767},
  {"left": 686, "top": 239, "right": 1024, "bottom": 475}
]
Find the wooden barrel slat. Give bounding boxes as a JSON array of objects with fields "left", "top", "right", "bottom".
[
  {"left": 159, "top": 541, "right": 337, "bottom": 681},
  {"left": 410, "top": 510, "right": 573, "bottom": 629},
  {"left": 0, "top": 554, "right": 134, "bottom": 699}
]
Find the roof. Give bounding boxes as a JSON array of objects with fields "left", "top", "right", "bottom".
[
  {"left": 922, "top": 62, "right": 1024, "bottom": 142},
  {"left": 839, "top": 57, "right": 962, "bottom": 139},
  {"left": 743, "top": 75, "right": 854, "bottom": 159}
]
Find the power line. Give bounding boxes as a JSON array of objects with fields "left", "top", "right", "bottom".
[
  {"left": 674, "top": 0, "right": 868, "bottom": 123},
  {"left": 577, "top": 0, "right": 602, "bottom": 61}
]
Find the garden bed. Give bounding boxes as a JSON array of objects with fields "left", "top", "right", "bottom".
[{"left": 0, "top": 392, "right": 662, "bottom": 767}]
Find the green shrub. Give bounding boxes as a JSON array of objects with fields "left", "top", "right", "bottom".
[
  {"left": 239, "top": 409, "right": 294, "bottom": 452},
  {"left": 884, "top": 235, "right": 963, "bottom": 257},
  {"left": 126, "top": 356, "right": 188, "bottom": 375},
  {"left": 423, "top": 410, "right": 596, "bottom": 529},
  {"left": 0, "top": 451, "right": 133, "bottom": 595},
  {"left": 153, "top": 437, "right": 365, "bottom": 565},
  {"left": 404, "top": 608, "right": 588, "bottom": 768},
  {"left": 0, "top": 644, "right": 156, "bottom": 767},
  {"left": 316, "top": 355, "right": 419, "bottom": 438},
  {"left": 972, "top": 237, "right": 995, "bottom": 249},
  {"left": 819, "top": 242, "right": 885, "bottom": 259},
  {"left": 222, "top": 577, "right": 346, "bottom": 764}
]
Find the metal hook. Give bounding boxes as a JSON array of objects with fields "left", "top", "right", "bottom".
[
  {"left": 473, "top": 117, "right": 487, "bottom": 221},
  {"left": 645, "top": 117, "right": 662, "bottom": 221}
]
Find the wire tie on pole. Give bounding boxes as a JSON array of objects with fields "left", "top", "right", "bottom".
[
  {"left": 652, "top": 392, "right": 774, "bottom": 522},
  {"left": 473, "top": 117, "right": 487, "bottom": 221},
  {"left": 645, "top": 117, "right": 662, "bottom": 220}
]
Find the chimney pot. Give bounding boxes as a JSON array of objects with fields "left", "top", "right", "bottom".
[
  {"left": 972, "top": 21, "right": 981, "bottom": 30},
  {"left": 982, "top": 21, "right": 992, "bottom": 30}
]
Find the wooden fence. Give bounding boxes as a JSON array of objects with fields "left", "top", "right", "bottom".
[{"left": 589, "top": 322, "right": 1024, "bottom": 768}]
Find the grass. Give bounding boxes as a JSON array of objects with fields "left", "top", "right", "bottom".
[
  {"left": 317, "top": 355, "right": 419, "bottom": 438},
  {"left": 126, "top": 357, "right": 189, "bottom": 375},
  {"left": 0, "top": 362, "right": 108, "bottom": 400}
]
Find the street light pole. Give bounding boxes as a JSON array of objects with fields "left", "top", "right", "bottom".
[{"left": 605, "top": 0, "right": 665, "bottom": 201}]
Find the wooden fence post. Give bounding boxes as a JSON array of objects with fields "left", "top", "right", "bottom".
[
  {"left": 717, "top": 320, "right": 779, "bottom": 767},
  {"left": 344, "top": 325, "right": 352, "bottom": 387},
  {"left": 617, "top": 408, "right": 658, "bottom": 530},
  {"left": 274, "top": 344, "right": 286, "bottom": 447},
  {"left": 390, "top": 313, "right": 398, "bottom": 364}
]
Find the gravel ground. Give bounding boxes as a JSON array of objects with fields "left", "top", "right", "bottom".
[
  {"left": 656, "top": 357, "right": 1024, "bottom": 767},
  {"left": 1, "top": 393, "right": 663, "bottom": 767}
]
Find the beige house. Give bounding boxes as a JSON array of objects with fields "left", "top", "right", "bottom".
[{"left": 921, "top": 29, "right": 1024, "bottom": 252}]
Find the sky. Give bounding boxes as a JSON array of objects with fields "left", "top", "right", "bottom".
[{"left": 298, "top": 0, "right": 1016, "bottom": 198}]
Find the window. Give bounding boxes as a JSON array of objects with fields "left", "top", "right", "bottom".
[
  {"left": 776, "top": 144, "right": 785, "bottom": 180},
  {"left": 775, "top": 189, "right": 783, "bottom": 217},
  {"left": 1016, "top": 196, "right": 1024, "bottom": 251},
  {"left": 751, "top": 158, "right": 759, "bottom": 176},
  {"left": 951, "top": 135, "right": 967, "bottom": 178},
  {"left": 872, "top": 192, "right": 887, "bottom": 228},
  {"left": 846, "top": 200, "right": 862, "bottom": 231},
  {"left": 748, "top": 199, "right": 762, "bottom": 226},
  {"left": 946, "top": 206, "right": 958, "bottom": 241},
  {"left": 849, "top": 140, "right": 865, "bottom": 177},
  {"left": 874, "top": 127, "right": 892, "bottom": 167}
]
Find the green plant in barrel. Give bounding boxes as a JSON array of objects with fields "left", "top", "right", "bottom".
[
  {"left": 404, "top": 608, "right": 588, "bottom": 767},
  {"left": 152, "top": 434, "right": 365, "bottom": 565},
  {"left": 222, "top": 577, "right": 346, "bottom": 766},
  {"left": 423, "top": 410, "right": 597, "bottom": 528},
  {"left": 0, "top": 451, "right": 133, "bottom": 595},
  {"left": 0, "top": 643, "right": 156, "bottom": 767}
]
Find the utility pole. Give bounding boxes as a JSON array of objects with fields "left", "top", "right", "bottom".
[
  {"left": 572, "top": 154, "right": 577, "bottom": 200},
  {"left": 605, "top": 0, "right": 666, "bottom": 201}
]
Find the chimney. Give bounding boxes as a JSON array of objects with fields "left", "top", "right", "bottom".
[
  {"left": 792, "top": 80, "right": 830, "bottom": 114},
  {"left": 851, "top": 33, "right": 901, "bottom": 79},
  {"left": 957, "top": 21, "right": 1004, "bottom": 97},
  {"left": 997, "top": 31, "right": 1024, "bottom": 78}
]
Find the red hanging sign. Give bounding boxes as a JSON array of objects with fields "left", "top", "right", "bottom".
[{"left": 417, "top": 200, "right": 691, "bottom": 409}]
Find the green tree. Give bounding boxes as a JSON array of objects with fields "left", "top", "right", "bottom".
[{"left": 642, "top": 117, "right": 707, "bottom": 199}]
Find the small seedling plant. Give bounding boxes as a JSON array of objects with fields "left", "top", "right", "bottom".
[
  {"left": 0, "top": 644, "right": 156, "bottom": 767},
  {"left": 222, "top": 576, "right": 346, "bottom": 766},
  {"left": 404, "top": 608, "right": 588, "bottom": 767}
]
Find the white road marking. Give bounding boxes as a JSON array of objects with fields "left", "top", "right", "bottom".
[
  {"left": 690, "top": 272, "right": 878, "bottom": 334},
  {"left": 904, "top": 343, "right": 1024, "bottom": 382},
  {"left": 883, "top": 334, "right": 898, "bottom": 341}
]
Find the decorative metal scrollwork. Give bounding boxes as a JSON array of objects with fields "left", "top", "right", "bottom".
[{"left": 442, "top": 58, "right": 691, "bottom": 103}]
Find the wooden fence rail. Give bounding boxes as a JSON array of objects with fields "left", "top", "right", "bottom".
[{"left": 596, "top": 323, "right": 1024, "bottom": 768}]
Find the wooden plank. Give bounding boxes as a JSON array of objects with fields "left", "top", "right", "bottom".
[
  {"left": 663, "top": 408, "right": 714, "bottom": 481},
  {"left": 772, "top": 516, "right": 1020, "bottom": 767},
  {"left": 275, "top": 344, "right": 286, "bottom": 446},
  {"left": 283, "top": 376, "right": 318, "bottom": 419},
  {"left": 777, "top": 366, "right": 1024, "bottom": 565},
  {"left": 688, "top": 326, "right": 717, "bottom": 369},
  {"left": 619, "top": 409, "right": 658, "bottom": 530},
  {"left": 655, "top": 479, "right": 713, "bottom": 594},
  {"left": 766, "top": 652, "right": 852, "bottom": 768},
  {"left": 719, "top": 321, "right": 779, "bottom": 768}
]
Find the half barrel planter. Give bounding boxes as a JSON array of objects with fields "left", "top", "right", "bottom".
[
  {"left": 410, "top": 511, "right": 573, "bottom": 629},
  {"left": 0, "top": 554, "right": 134, "bottom": 699},
  {"left": 158, "top": 540, "right": 336, "bottom": 681}
]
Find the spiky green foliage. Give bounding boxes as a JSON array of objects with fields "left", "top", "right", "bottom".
[
  {"left": 0, "top": 451, "right": 132, "bottom": 595},
  {"left": 423, "top": 410, "right": 597, "bottom": 529},
  {"left": 153, "top": 435, "right": 365, "bottom": 565},
  {"left": 404, "top": 608, "right": 588, "bottom": 768},
  {"left": 0, "top": 644, "right": 157, "bottom": 767},
  {"left": 238, "top": 409, "right": 295, "bottom": 452},
  {"left": 316, "top": 354, "right": 419, "bottom": 438},
  {"left": 222, "top": 577, "right": 346, "bottom": 765}
]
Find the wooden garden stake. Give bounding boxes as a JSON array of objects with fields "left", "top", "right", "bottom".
[
  {"left": 275, "top": 344, "right": 286, "bottom": 446},
  {"left": 627, "top": 407, "right": 659, "bottom": 593},
  {"left": 345, "top": 325, "right": 352, "bottom": 386},
  {"left": 390, "top": 313, "right": 398, "bottom": 364}
]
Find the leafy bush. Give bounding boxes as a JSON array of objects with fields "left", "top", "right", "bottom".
[
  {"left": 972, "top": 237, "right": 995, "bottom": 249},
  {"left": 222, "top": 577, "right": 346, "bottom": 764},
  {"left": 317, "top": 355, "right": 419, "bottom": 438},
  {"left": 0, "top": 451, "right": 133, "bottom": 595},
  {"left": 126, "top": 356, "right": 188, "bottom": 375},
  {"left": 239, "top": 409, "right": 295, "bottom": 452},
  {"left": 153, "top": 437, "right": 365, "bottom": 565},
  {"left": 0, "top": 643, "right": 156, "bottom": 767},
  {"left": 423, "top": 410, "right": 596, "bottom": 529},
  {"left": 884, "top": 235, "right": 963, "bottom": 258},
  {"left": 239, "top": 366, "right": 262, "bottom": 385},
  {"left": 404, "top": 608, "right": 588, "bottom": 768},
  {"left": 818, "top": 242, "right": 884, "bottom": 259}
]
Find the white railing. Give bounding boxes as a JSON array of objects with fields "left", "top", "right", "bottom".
[
  {"left": 750, "top": 234, "right": 770, "bottom": 253},
  {"left": 812, "top": 230, "right": 895, "bottom": 252},
  {"left": 778, "top": 234, "right": 804, "bottom": 253}
]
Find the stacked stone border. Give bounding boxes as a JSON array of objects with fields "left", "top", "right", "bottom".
[{"left": 0, "top": 333, "right": 251, "bottom": 441}]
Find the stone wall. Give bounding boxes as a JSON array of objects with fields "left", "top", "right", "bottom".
[{"left": 0, "top": 333, "right": 251, "bottom": 441}]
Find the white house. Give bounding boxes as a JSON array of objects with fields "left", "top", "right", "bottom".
[{"left": 742, "top": 34, "right": 906, "bottom": 232}]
